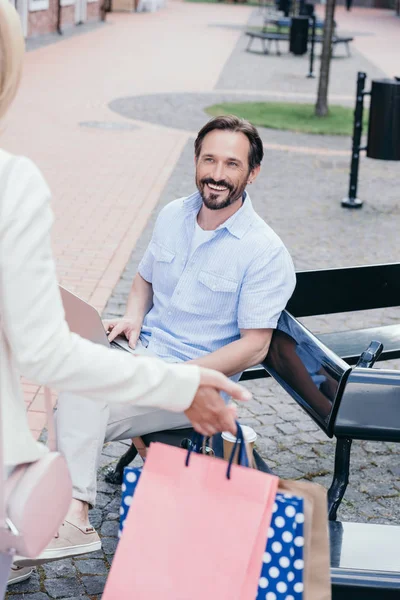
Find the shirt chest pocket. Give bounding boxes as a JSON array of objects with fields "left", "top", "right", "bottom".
[
  {"left": 150, "top": 241, "right": 178, "bottom": 296},
  {"left": 191, "top": 270, "right": 239, "bottom": 317}
]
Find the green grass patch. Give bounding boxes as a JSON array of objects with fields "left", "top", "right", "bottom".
[{"left": 205, "top": 102, "right": 368, "bottom": 136}]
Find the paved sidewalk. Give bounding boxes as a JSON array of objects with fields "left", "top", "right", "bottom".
[{"left": 5, "top": 3, "right": 400, "bottom": 598}]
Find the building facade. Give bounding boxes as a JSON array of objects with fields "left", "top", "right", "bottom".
[{"left": 11, "top": 0, "right": 103, "bottom": 38}]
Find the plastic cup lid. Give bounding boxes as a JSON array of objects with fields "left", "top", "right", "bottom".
[{"left": 221, "top": 425, "right": 257, "bottom": 444}]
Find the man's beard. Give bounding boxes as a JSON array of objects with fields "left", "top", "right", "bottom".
[{"left": 197, "top": 177, "right": 246, "bottom": 211}]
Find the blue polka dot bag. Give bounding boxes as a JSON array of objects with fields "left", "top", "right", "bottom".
[{"left": 119, "top": 467, "right": 304, "bottom": 599}]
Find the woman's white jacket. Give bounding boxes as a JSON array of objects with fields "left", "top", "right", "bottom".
[{"left": 0, "top": 150, "right": 199, "bottom": 466}]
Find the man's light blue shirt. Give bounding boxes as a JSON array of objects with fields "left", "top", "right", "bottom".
[{"left": 138, "top": 191, "right": 296, "bottom": 379}]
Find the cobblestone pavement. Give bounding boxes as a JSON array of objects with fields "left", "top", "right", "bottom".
[{"left": 7, "top": 4, "right": 400, "bottom": 599}]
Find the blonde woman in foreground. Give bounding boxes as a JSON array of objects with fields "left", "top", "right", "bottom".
[{"left": 0, "top": 0, "right": 250, "bottom": 587}]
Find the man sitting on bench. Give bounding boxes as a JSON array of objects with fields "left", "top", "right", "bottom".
[{"left": 43, "top": 116, "right": 296, "bottom": 562}]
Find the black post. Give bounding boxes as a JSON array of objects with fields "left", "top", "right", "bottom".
[
  {"left": 307, "top": 15, "right": 316, "bottom": 78},
  {"left": 327, "top": 438, "right": 352, "bottom": 520},
  {"left": 341, "top": 71, "right": 367, "bottom": 209}
]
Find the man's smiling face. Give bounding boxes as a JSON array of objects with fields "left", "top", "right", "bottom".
[{"left": 195, "top": 129, "right": 252, "bottom": 211}]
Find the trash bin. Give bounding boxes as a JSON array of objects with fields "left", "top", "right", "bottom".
[
  {"left": 278, "top": 0, "right": 291, "bottom": 17},
  {"left": 367, "top": 78, "right": 400, "bottom": 161},
  {"left": 289, "top": 17, "right": 309, "bottom": 56},
  {"left": 300, "top": 1, "right": 314, "bottom": 16}
]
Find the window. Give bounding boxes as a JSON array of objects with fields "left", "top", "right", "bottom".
[{"left": 29, "top": 0, "right": 49, "bottom": 11}]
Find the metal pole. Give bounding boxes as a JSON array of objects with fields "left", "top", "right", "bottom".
[
  {"left": 341, "top": 72, "right": 367, "bottom": 209},
  {"left": 307, "top": 15, "right": 316, "bottom": 78}
]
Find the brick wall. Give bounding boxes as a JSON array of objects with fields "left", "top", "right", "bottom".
[
  {"left": 87, "top": 0, "right": 101, "bottom": 20},
  {"left": 27, "top": 0, "right": 100, "bottom": 37},
  {"left": 61, "top": 4, "right": 75, "bottom": 28},
  {"left": 28, "top": 0, "right": 58, "bottom": 36}
]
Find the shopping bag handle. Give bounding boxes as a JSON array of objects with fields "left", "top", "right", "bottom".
[{"left": 185, "top": 422, "right": 249, "bottom": 479}]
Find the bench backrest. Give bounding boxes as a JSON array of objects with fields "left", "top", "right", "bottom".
[
  {"left": 262, "top": 311, "right": 351, "bottom": 437},
  {"left": 287, "top": 263, "right": 400, "bottom": 317}
]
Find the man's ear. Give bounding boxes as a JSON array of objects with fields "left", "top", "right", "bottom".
[{"left": 247, "top": 165, "right": 261, "bottom": 185}]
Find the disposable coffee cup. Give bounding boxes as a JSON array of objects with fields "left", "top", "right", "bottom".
[{"left": 221, "top": 426, "right": 257, "bottom": 465}]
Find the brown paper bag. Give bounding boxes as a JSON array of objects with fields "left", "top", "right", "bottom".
[
  {"left": 210, "top": 438, "right": 331, "bottom": 599},
  {"left": 278, "top": 479, "right": 331, "bottom": 600}
]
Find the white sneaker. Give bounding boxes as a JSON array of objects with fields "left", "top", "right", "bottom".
[
  {"left": 15, "top": 520, "right": 101, "bottom": 567},
  {"left": 8, "top": 564, "right": 33, "bottom": 585}
]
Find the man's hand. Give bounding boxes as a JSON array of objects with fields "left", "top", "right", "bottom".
[
  {"left": 184, "top": 367, "right": 251, "bottom": 437},
  {"left": 103, "top": 318, "right": 142, "bottom": 349}
]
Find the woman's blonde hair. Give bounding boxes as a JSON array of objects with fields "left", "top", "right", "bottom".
[{"left": 0, "top": 0, "right": 24, "bottom": 120}]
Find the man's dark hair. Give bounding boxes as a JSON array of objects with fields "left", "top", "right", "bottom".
[{"left": 194, "top": 115, "right": 264, "bottom": 171}]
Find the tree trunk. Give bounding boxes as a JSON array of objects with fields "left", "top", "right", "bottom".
[{"left": 315, "top": 0, "right": 337, "bottom": 117}]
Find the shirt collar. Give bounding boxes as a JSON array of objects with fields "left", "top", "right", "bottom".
[{"left": 183, "top": 190, "right": 255, "bottom": 239}]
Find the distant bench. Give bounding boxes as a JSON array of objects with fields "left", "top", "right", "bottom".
[{"left": 245, "top": 30, "right": 354, "bottom": 57}]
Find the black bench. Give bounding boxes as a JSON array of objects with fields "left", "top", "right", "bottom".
[
  {"left": 245, "top": 31, "right": 287, "bottom": 56},
  {"left": 263, "top": 309, "right": 400, "bottom": 599},
  {"left": 106, "top": 262, "right": 400, "bottom": 598},
  {"left": 245, "top": 30, "right": 353, "bottom": 57},
  {"left": 243, "top": 263, "right": 400, "bottom": 381}
]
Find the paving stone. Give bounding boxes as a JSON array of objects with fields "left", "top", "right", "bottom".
[
  {"left": 291, "top": 444, "right": 320, "bottom": 459},
  {"left": 102, "top": 441, "right": 131, "bottom": 459},
  {"left": 42, "top": 559, "right": 75, "bottom": 578},
  {"left": 81, "top": 575, "right": 108, "bottom": 595},
  {"left": 101, "top": 537, "right": 119, "bottom": 555},
  {"left": 105, "top": 512, "right": 120, "bottom": 521},
  {"left": 44, "top": 578, "right": 85, "bottom": 598},
  {"left": 296, "top": 420, "right": 320, "bottom": 432},
  {"left": 362, "top": 441, "right": 392, "bottom": 455},
  {"left": 237, "top": 417, "right": 262, "bottom": 428},
  {"left": 76, "top": 559, "right": 108, "bottom": 576},
  {"left": 236, "top": 406, "right": 259, "bottom": 419},
  {"left": 101, "top": 520, "right": 119, "bottom": 537},
  {"left": 266, "top": 450, "right": 296, "bottom": 465},
  {"left": 276, "top": 422, "right": 299, "bottom": 436},
  {"left": 106, "top": 497, "right": 122, "bottom": 513},
  {"left": 359, "top": 482, "right": 399, "bottom": 498},
  {"left": 97, "top": 480, "right": 119, "bottom": 495},
  {"left": 88, "top": 508, "right": 103, "bottom": 530},
  {"left": 95, "top": 493, "right": 112, "bottom": 509},
  {"left": 254, "top": 425, "right": 278, "bottom": 438},
  {"left": 9, "top": 571, "right": 40, "bottom": 593}
]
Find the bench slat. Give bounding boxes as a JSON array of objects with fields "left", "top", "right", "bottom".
[
  {"left": 330, "top": 521, "right": 400, "bottom": 598},
  {"left": 319, "top": 324, "right": 400, "bottom": 365},
  {"left": 288, "top": 264, "right": 400, "bottom": 317}
]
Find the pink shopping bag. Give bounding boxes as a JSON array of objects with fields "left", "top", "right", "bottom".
[{"left": 103, "top": 429, "right": 278, "bottom": 600}]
